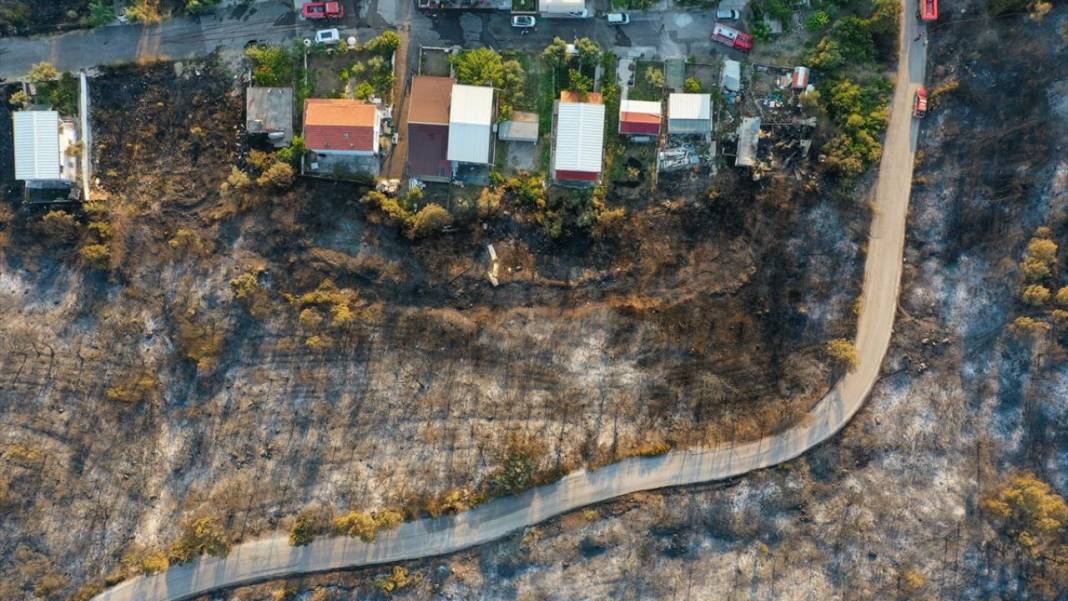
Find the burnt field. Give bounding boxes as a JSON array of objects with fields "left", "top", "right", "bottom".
[{"left": 0, "top": 56, "right": 866, "bottom": 599}]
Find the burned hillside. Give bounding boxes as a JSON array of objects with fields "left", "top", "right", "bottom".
[{"left": 0, "top": 54, "right": 866, "bottom": 598}]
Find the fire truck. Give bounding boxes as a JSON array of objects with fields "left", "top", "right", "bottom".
[
  {"left": 711, "top": 24, "right": 754, "bottom": 53},
  {"left": 919, "top": 0, "right": 938, "bottom": 21}
]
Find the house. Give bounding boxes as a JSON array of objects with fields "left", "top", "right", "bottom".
[
  {"left": 720, "top": 60, "right": 741, "bottom": 94},
  {"left": 667, "top": 93, "right": 712, "bottom": 135},
  {"left": 303, "top": 98, "right": 380, "bottom": 156},
  {"left": 13, "top": 110, "right": 75, "bottom": 182},
  {"left": 735, "top": 116, "right": 761, "bottom": 168},
  {"left": 552, "top": 91, "right": 605, "bottom": 184},
  {"left": 407, "top": 75, "right": 454, "bottom": 182},
  {"left": 618, "top": 99, "right": 661, "bottom": 137},
  {"left": 540, "top": 0, "right": 587, "bottom": 14},
  {"left": 447, "top": 84, "right": 494, "bottom": 165},
  {"left": 246, "top": 87, "right": 293, "bottom": 147},
  {"left": 499, "top": 111, "right": 539, "bottom": 143}
]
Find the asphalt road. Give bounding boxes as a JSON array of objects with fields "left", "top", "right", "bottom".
[{"left": 89, "top": 1, "right": 927, "bottom": 599}]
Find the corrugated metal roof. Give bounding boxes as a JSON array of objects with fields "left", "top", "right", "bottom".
[
  {"left": 13, "top": 111, "right": 60, "bottom": 181},
  {"left": 620, "top": 99, "right": 661, "bottom": 117},
  {"left": 554, "top": 100, "right": 604, "bottom": 175},
  {"left": 735, "top": 116, "right": 761, "bottom": 167},
  {"left": 447, "top": 85, "right": 493, "bottom": 164},
  {"left": 668, "top": 94, "right": 711, "bottom": 121},
  {"left": 720, "top": 60, "right": 741, "bottom": 92}
]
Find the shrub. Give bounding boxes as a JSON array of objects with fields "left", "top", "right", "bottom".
[
  {"left": 375, "top": 509, "right": 404, "bottom": 531},
  {"left": 334, "top": 510, "right": 377, "bottom": 541},
  {"left": 363, "top": 30, "right": 400, "bottom": 54},
  {"left": 407, "top": 203, "right": 452, "bottom": 239},
  {"left": 27, "top": 61, "right": 59, "bottom": 83},
  {"left": 1010, "top": 316, "right": 1050, "bottom": 337},
  {"left": 125, "top": 0, "right": 162, "bottom": 22},
  {"left": 169, "top": 517, "right": 230, "bottom": 564},
  {"left": 289, "top": 512, "right": 322, "bottom": 546},
  {"left": 39, "top": 210, "right": 79, "bottom": 242},
  {"left": 982, "top": 474, "right": 1068, "bottom": 556},
  {"left": 488, "top": 434, "right": 546, "bottom": 496},
  {"left": 8, "top": 89, "right": 30, "bottom": 108},
  {"left": 825, "top": 338, "right": 858, "bottom": 370},
  {"left": 1021, "top": 257, "right": 1051, "bottom": 281},
  {"left": 1055, "top": 287, "right": 1068, "bottom": 308},
  {"left": 105, "top": 373, "right": 159, "bottom": 404},
  {"left": 1027, "top": 237, "right": 1058, "bottom": 264},
  {"left": 245, "top": 45, "right": 294, "bottom": 86},
  {"left": 1021, "top": 284, "right": 1051, "bottom": 306},
  {"left": 375, "top": 566, "right": 412, "bottom": 594},
  {"left": 141, "top": 552, "right": 170, "bottom": 575},
  {"left": 805, "top": 10, "right": 830, "bottom": 30},
  {"left": 644, "top": 67, "right": 665, "bottom": 89},
  {"left": 80, "top": 244, "right": 111, "bottom": 269},
  {"left": 683, "top": 77, "right": 702, "bottom": 93},
  {"left": 258, "top": 162, "right": 295, "bottom": 189},
  {"left": 477, "top": 187, "right": 502, "bottom": 218},
  {"left": 229, "top": 272, "right": 261, "bottom": 301},
  {"left": 1051, "top": 309, "right": 1068, "bottom": 328}
]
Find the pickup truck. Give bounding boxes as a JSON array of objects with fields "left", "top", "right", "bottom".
[
  {"left": 711, "top": 24, "right": 754, "bottom": 53},
  {"left": 302, "top": 1, "right": 344, "bottom": 20},
  {"left": 913, "top": 87, "right": 928, "bottom": 118}
]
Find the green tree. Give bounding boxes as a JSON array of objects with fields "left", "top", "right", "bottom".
[
  {"left": 567, "top": 68, "right": 593, "bottom": 96},
  {"left": 451, "top": 48, "right": 525, "bottom": 118},
  {"left": 363, "top": 30, "right": 400, "bottom": 54},
  {"left": 683, "top": 77, "right": 702, "bottom": 93},
  {"left": 27, "top": 61, "right": 59, "bottom": 83},
  {"left": 983, "top": 474, "right": 1068, "bottom": 557},
  {"left": 88, "top": 0, "right": 115, "bottom": 26},
  {"left": 354, "top": 81, "right": 375, "bottom": 101},
  {"left": 644, "top": 67, "right": 666, "bottom": 89},
  {"left": 542, "top": 37, "right": 570, "bottom": 70},
  {"left": 245, "top": 45, "right": 294, "bottom": 87},
  {"left": 574, "top": 37, "right": 600, "bottom": 69},
  {"left": 805, "top": 10, "right": 830, "bottom": 30}
]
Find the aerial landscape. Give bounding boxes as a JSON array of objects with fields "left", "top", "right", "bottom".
[{"left": 0, "top": 0, "right": 1066, "bottom": 598}]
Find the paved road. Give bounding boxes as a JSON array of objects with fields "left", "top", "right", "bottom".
[{"left": 90, "top": 2, "right": 927, "bottom": 600}]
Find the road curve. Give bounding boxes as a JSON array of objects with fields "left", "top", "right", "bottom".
[{"left": 91, "top": 4, "right": 926, "bottom": 600}]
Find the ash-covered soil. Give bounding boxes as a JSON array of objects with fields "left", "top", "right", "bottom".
[
  {"left": 223, "top": 5, "right": 1068, "bottom": 601},
  {"left": 0, "top": 56, "right": 864, "bottom": 598}
]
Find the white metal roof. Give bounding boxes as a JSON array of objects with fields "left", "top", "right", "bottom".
[
  {"left": 720, "top": 60, "right": 741, "bottom": 92},
  {"left": 541, "top": 0, "right": 585, "bottom": 13},
  {"left": 736, "top": 116, "right": 761, "bottom": 167},
  {"left": 620, "top": 99, "right": 662, "bottom": 117},
  {"left": 13, "top": 111, "right": 61, "bottom": 180},
  {"left": 668, "top": 94, "right": 711, "bottom": 121},
  {"left": 448, "top": 85, "right": 494, "bottom": 164},
  {"left": 554, "top": 101, "right": 605, "bottom": 174}
]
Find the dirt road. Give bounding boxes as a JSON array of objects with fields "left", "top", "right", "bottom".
[{"left": 89, "top": 3, "right": 926, "bottom": 600}]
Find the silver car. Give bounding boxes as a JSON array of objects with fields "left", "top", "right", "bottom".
[
  {"left": 511, "top": 15, "right": 536, "bottom": 27},
  {"left": 715, "top": 9, "right": 741, "bottom": 19}
]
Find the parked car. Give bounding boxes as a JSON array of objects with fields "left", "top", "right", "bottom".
[
  {"left": 511, "top": 15, "right": 536, "bottom": 27},
  {"left": 302, "top": 1, "right": 344, "bottom": 19},
  {"left": 715, "top": 9, "right": 741, "bottom": 20},
  {"left": 913, "top": 86, "right": 928, "bottom": 118},
  {"left": 567, "top": 8, "right": 589, "bottom": 17},
  {"left": 314, "top": 28, "right": 341, "bottom": 45},
  {"left": 606, "top": 12, "right": 630, "bottom": 24}
]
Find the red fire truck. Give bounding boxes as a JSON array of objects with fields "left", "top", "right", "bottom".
[
  {"left": 919, "top": 0, "right": 938, "bottom": 21},
  {"left": 711, "top": 24, "right": 754, "bottom": 53}
]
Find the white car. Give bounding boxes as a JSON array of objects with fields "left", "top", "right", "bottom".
[
  {"left": 715, "top": 9, "right": 741, "bottom": 20},
  {"left": 567, "top": 8, "right": 589, "bottom": 17},
  {"left": 606, "top": 12, "right": 629, "bottom": 24},
  {"left": 314, "top": 28, "right": 341, "bottom": 45},
  {"left": 511, "top": 15, "right": 536, "bottom": 27}
]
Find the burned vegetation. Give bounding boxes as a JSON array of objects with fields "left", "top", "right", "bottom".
[{"left": 0, "top": 51, "right": 865, "bottom": 599}]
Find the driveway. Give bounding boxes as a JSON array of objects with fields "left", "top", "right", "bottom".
[{"left": 89, "top": 0, "right": 928, "bottom": 599}]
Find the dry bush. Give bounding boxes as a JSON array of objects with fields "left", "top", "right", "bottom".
[
  {"left": 168, "top": 516, "right": 230, "bottom": 564},
  {"left": 105, "top": 371, "right": 160, "bottom": 404},
  {"left": 825, "top": 338, "right": 858, "bottom": 370}
]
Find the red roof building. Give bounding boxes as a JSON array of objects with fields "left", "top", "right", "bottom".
[
  {"left": 303, "top": 99, "right": 380, "bottom": 156},
  {"left": 618, "top": 99, "right": 662, "bottom": 136},
  {"left": 407, "top": 76, "right": 455, "bottom": 182}
]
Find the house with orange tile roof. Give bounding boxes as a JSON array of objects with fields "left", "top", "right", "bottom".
[{"left": 303, "top": 98, "right": 381, "bottom": 157}]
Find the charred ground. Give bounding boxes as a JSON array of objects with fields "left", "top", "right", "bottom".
[{"left": 0, "top": 53, "right": 866, "bottom": 598}]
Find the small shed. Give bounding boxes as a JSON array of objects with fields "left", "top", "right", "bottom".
[
  {"left": 735, "top": 116, "right": 761, "bottom": 168},
  {"left": 13, "top": 111, "right": 62, "bottom": 181},
  {"left": 246, "top": 87, "right": 294, "bottom": 147},
  {"left": 791, "top": 67, "right": 810, "bottom": 90},
  {"left": 720, "top": 60, "right": 741, "bottom": 93},
  {"left": 499, "top": 111, "right": 539, "bottom": 143},
  {"left": 619, "top": 100, "right": 662, "bottom": 136},
  {"left": 667, "top": 93, "right": 712, "bottom": 135}
]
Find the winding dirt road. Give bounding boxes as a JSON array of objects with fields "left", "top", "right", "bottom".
[{"left": 91, "top": 3, "right": 927, "bottom": 599}]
